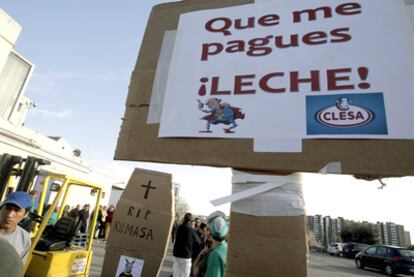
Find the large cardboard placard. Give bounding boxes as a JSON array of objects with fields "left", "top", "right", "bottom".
[
  {"left": 115, "top": 0, "right": 414, "bottom": 178},
  {"left": 101, "top": 168, "right": 174, "bottom": 277}
]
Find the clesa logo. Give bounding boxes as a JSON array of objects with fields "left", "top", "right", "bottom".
[{"left": 316, "top": 97, "right": 374, "bottom": 128}]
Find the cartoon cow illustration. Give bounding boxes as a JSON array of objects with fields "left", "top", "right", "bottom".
[
  {"left": 197, "top": 98, "right": 245, "bottom": 133},
  {"left": 336, "top": 97, "right": 351, "bottom": 111},
  {"left": 118, "top": 259, "right": 135, "bottom": 277}
]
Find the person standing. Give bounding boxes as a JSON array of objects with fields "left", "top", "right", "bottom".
[
  {"left": 171, "top": 220, "right": 178, "bottom": 243},
  {"left": 68, "top": 204, "right": 81, "bottom": 220},
  {"left": 28, "top": 190, "right": 38, "bottom": 213},
  {"left": 44, "top": 204, "right": 58, "bottom": 226},
  {"left": 192, "top": 225, "right": 212, "bottom": 277},
  {"left": 62, "top": 204, "right": 71, "bottom": 217},
  {"left": 104, "top": 205, "right": 114, "bottom": 241},
  {"left": 193, "top": 222, "right": 208, "bottom": 262},
  {"left": 94, "top": 205, "right": 104, "bottom": 239},
  {"left": 205, "top": 211, "right": 229, "bottom": 277},
  {"left": 0, "top": 191, "right": 32, "bottom": 264},
  {"left": 172, "top": 212, "right": 201, "bottom": 277},
  {"left": 19, "top": 190, "right": 38, "bottom": 233},
  {"left": 78, "top": 204, "right": 90, "bottom": 233}
]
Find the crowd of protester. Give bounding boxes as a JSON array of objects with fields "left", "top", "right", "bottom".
[
  {"left": 67, "top": 203, "right": 115, "bottom": 240},
  {"left": 15, "top": 189, "right": 116, "bottom": 241},
  {"left": 172, "top": 211, "right": 229, "bottom": 277}
]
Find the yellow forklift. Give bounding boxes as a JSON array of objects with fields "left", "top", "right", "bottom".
[{"left": 23, "top": 173, "right": 102, "bottom": 277}]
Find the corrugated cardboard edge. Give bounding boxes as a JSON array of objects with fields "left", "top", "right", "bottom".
[
  {"left": 227, "top": 212, "right": 308, "bottom": 277},
  {"left": 130, "top": 167, "right": 173, "bottom": 180},
  {"left": 115, "top": 0, "right": 414, "bottom": 177}
]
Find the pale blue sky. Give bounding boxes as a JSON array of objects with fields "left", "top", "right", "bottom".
[
  {"left": 2, "top": 1, "right": 414, "bottom": 237},
  {"left": 2, "top": 1, "right": 170, "bottom": 161}
]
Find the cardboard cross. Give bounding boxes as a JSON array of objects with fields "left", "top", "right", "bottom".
[{"left": 141, "top": 180, "right": 156, "bottom": 199}]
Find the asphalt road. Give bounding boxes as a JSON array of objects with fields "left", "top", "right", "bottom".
[
  {"left": 90, "top": 242, "right": 411, "bottom": 277},
  {"left": 309, "top": 252, "right": 376, "bottom": 277},
  {"left": 308, "top": 251, "right": 412, "bottom": 277}
]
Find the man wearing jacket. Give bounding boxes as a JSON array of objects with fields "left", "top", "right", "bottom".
[{"left": 172, "top": 212, "right": 201, "bottom": 277}]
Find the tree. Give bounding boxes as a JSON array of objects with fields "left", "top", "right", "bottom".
[
  {"left": 340, "top": 222, "right": 379, "bottom": 244},
  {"left": 174, "top": 196, "right": 189, "bottom": 223},
  {"left": 330, "top": 235, "right": 342, "bottom": 243}
]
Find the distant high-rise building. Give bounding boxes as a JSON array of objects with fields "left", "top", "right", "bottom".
[
  {"left": 323, "top": 216, "right": 331, "bottom": 248},
  {"left": 331, "top": 217, "right": 344, "bottom": 239},
  {"left": 306, "top": 215, "right": 411, "bottom": 248},
  {"left": 375, "top": 222, "right": 385, "bottom": 244},
  {"left": 310, "top": 215, "right": 324, "bottom": 243},
  {"left": 396, "top": 225, "right": 405, "bottom": 246},
  {"left": 306, "top": 215, "right": 314, "bottom": 233},
  {"left": 404, "top": 231, "right": 412, "bottom": 247},
  {"left": 386, "top": 222, "right": 399, "bottom": 246}
]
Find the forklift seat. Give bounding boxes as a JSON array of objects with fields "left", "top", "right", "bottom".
[{"left": 35, "top": 216, "right": 82, "bottom": 251}]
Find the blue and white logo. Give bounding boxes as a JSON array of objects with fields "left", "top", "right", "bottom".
[{"left": 306, "top": 93, "right": 388, "bottom": 135}]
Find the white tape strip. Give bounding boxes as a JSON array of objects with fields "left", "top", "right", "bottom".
[
  {"left": 232, "top": 171, "right": 302, "bottom": 184},
  {"left": 210, "top": 181, "right": 286, "bottom": 206},
  {"left": 211, "top": 170, "right": 305, "bottom": 216},
  {"left": 210, "top": 161, "right": 343, "bottom": 216},
  {"left": 318, "top": 162, "right": 342, "bottom": 174},
  {"left": 147, "top": 30, "right": 176, "bottom": 124}
]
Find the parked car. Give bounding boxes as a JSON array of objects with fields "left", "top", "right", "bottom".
[
  {"left": 327, "top": 243, "right": 344, "bottom": 256},
  {"left": 355, "top": 245, "right": 414, "bottom": 276},
  {"left": 342, "top": 242, "right": 369, "bottom": 258}
]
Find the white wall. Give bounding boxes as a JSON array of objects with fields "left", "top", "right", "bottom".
[
  {"left": 0, "top": 9, "right": 21, "bottom": 73},
  {"left": 108, "top": 187, "right": 124, "bottom": 207}
]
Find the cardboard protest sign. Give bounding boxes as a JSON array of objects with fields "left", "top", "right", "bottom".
[
  {"left": 159, "top": 0, "right": 414, "bottom": 140},
  {"left": 101, "top": 168, "right": 174, "bottom": 277},
  {"left": 115, "top": 0, "right": 414, "bottom": 177}
]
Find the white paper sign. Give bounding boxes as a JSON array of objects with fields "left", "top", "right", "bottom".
[
  {"left": 159, "top": 0, "right": 414, "bottom": 140},
  {"left": 115, "top": 255, "right": 144, "bottom": 277},
  {"left": 71, "top": 258, "right": 87, "bottom": 274}
]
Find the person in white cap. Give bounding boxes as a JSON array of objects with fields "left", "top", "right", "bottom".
[
  {"left": 205, "top": 211, "right": 229, "bottom": 277},
  {"left": 0, "top": 191, "right": 32, "bottom": 264}
]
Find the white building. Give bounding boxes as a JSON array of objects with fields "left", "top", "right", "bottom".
[{"left": 0, "top": 9, "right": 116, "bottom": 208}]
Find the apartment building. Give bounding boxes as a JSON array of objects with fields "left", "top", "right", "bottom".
[{"left": 308, "top": 215, "right": 412, "bottom": 248}]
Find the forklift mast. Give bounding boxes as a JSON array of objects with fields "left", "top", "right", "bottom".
[
  {"left": 0, "top": 154, "right": 50, "bottom": 200},
  {"left": 0, "top": 154, "right": 23, "bottom": 200},
  {"left": 16, "top": 156, "right": 50, "bottom": 192}
]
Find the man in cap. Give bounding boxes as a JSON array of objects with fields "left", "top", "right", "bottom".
[
  {"left": 0, "top": 191, "right": 32, "bottom": 264},
  {"left": 205, "top": 211, "right": 229, "bottom": 277}
]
